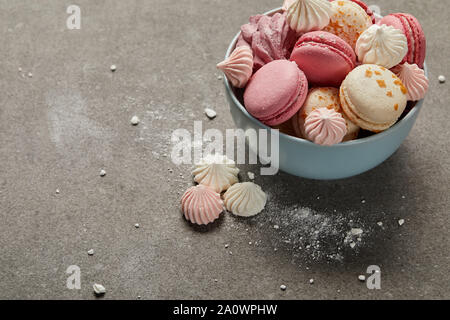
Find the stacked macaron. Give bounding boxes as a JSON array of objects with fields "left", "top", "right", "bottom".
[{"left": 217, "top": 0, "right": 428, "bottom": 146}]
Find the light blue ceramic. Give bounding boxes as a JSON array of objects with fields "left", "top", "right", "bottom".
[{"left": 223, "top": 8, "right": 427, "bottom": 180}]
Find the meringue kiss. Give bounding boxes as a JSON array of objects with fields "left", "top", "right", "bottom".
[
  {"left": 223, "top": 182, "right": 267, "bottom": 217},
  {"left": 193, "top": 155, "right": 239, "bottom": 193},
  {"left": 356, "top": 24, "right": 408, "bottom": 69},
  {"left": 392, "top": 63, "right": 429, "bottom": 101},
  {"left": 282, "top": 0, "right": 296, "bottom": 11},
  {"left": 304, "top": 108, "right": 347, "bottom": 146},
  {"left": 181, "top": 185, "right": 224, "bottom": 225},
  {"left": 287, "top": 0, "right": 332, "bottom": 34},
  {"left": 217, "top": 46, "right": 253, "bottom": 88}
]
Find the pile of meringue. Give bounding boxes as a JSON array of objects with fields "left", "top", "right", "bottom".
[
  {"left": 217, "top": 0, "right": 429, "bottom": 146},
  {"left": 181, "top": 155, "right": 267, "bottom": 226}
]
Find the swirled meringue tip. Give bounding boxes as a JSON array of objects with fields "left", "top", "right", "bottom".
[
  {"left": 223, "top": 182, "right": 267, "bottom": 217},
  {"left": 287, "top": 0, "right": 332, "bottom": 34},
  {"left": 304, "top": 107, "right": 347, "bottom": 146},
  {"left": 282, "top": 0, "right": 296, "bottom": 11},
  {"left": 217, "top": 46, "right": 254, "bottom": 88},
  {"left": 193, "top": 154, "right": 239, "bottom": 193},
  {"left": 392, "top": 63, "right": 429, "bottom": 101},
  {"left": 356, "top": 24, "right": 408, "bottom": 69},
  {"left": 181, "top": 185, "right": 224, "bottom": 225}
]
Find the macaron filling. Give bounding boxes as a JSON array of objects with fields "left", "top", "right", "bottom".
[
  {"left": 403, "top": 14, "right": 425, "bottom": 68},
  {"left": 340, "top": 86, "right": 397, "bottom": 131}
]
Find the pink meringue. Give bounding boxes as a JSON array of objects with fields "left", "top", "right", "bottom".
[
  {"left": 391, "top": 63, "right": 429, "bottom": 101},
  {"left": 240, "top": 13, "right": 297, "bottom": 70},
  {"left": 217, "top": 46, "right": 253, "bottom": 88},
  {"left": 304, "top": 108, "right": 347, "bottom": 146},
  {"left": 181, "top": 185, "right": 224, "bottom": 225}
]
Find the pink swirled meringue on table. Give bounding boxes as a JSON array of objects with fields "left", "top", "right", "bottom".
[
  {"left": 391, "top": 63, "right": 429, "bottom": 101},
  {"left": 217, "top": 46, "right": 254, "bottom": 88},
  {"left": 304, "top": 108, "right": 348, "bottom": 146},
  {"left": 239, "top": 13, "right": 297, "bottom": 70},
  {"left": 181, "top": 185, "right": 224, "bottom": 225}
]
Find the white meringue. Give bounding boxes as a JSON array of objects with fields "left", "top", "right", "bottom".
[
  {"left": 282, "top": 0, "right": 296, "bottom": 11},
  {"left": 193, "top": 155, "right": 239, "bottom": 193},
  {"left": 217, "top": 46, "right": 253, "bottom": 88},
  {"left": 392, "top": 63, "right": 429, "bottom": 101},
  {"left": 286, "top": 0, "right": 332, "bottom": 34},
  {"left": 356, "top": 24, "right": 408, "bottom": 69},
  {"left": 223, "top": 182, "right": 267, "bottom": 217}
]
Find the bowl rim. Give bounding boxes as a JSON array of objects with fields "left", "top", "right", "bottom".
[{"left": 224, "top": 7, "right": 427, "bottom": 149}]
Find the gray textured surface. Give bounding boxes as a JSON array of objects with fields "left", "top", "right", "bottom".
[{"left": 0, "top": 0, "right": 449, "bottom": 300}]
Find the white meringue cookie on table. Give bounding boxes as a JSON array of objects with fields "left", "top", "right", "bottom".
[
  {"left": 391, "top": 63, "right": 429, "bottom": 101},
  {"left": 356, "top": 24, "right": 408, "bottom": 69},
  {"left": 223, "top": 182, "right": 267, "bottom": 217},
  {"left": 193, "top": 154, "right": 239, "bottom": 193},
  {"left": 286, "top": 0, "right": 332, "bottom": 34}
]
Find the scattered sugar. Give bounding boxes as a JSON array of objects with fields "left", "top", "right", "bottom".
[{"left": 252, "top": 200, "right": 373, "bottom": 263}]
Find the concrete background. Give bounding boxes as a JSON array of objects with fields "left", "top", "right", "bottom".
[{"left": 0, "top": 0, "right": 448, "bottom": 299}]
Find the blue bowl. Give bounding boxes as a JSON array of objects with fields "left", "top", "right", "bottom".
[{"left": 223, "top": 8, "right": 426, "bottom": 180}]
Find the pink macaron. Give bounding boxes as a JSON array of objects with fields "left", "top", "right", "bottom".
[
  {"left": 244, "top": 60, "right": 308, "bottom": 126},
  {"left": 290, "top": 31, "right": 356, "bottom": 87},
  {"left": 378, "top": 13, "right": 426, "bottom": 68}
]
